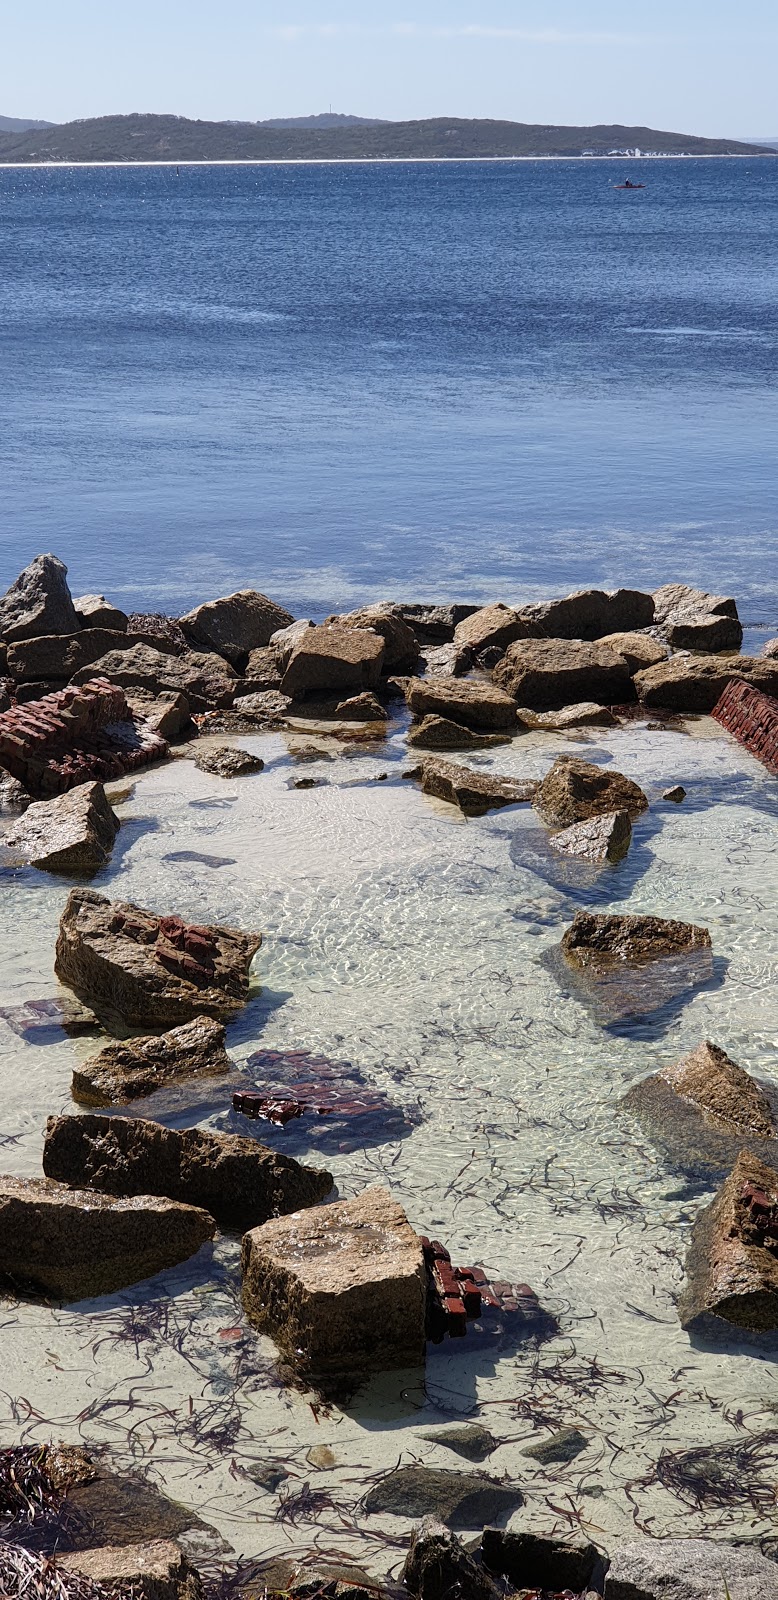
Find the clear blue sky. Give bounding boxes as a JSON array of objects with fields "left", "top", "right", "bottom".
[{"left": 2, "top": 0, "right": 776, "bottom": 136}]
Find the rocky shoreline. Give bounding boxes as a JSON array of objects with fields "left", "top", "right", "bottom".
[{"left": 1, "top": 554, "right": 778, "bottom": 1598}]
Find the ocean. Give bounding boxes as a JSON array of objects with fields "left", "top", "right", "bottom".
[{"left": 0, "top": 156, "right": 776, "bottom": 620}]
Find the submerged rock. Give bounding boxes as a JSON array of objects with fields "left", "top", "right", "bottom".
[
  {"left": 493, "top": 638, "right": 634, "bottom": 708},
  {"left": 194, "top": 744, "right": 265, "bottom": 778},
  {"left": 179, "top": 589, "right": 294, "bottom": 666},
  {"left": 550, "top": 809, "right": 632, "bottom": 864},
  {"left": 0, "top": 553, "right": 79, "bottom": 643},
  {"left": 403, "top": 1519, "right": 502, "bottom": 1600},
  {"left": 3, "top": 781, "right": 119, "bottom": 874},
  {"left": 363, "top": 1465, "right": 522, "bottom": 1528},
  {"left": 405, "top": 677, "right": 519, "bottom": 730},
  {"left": 72, "top": 1016, "right": 232, "bottom": 1105},
  {"left": 623, "top": 1040, "right": 778, "bottom": 1182},
  {"left": 43, "top": 1113, "right": 333, "bottom": 1230},
  {"left": 419, "top": 757, "right": 536, "bottom": 816},
  {"left": 281, "top": 624, "right": 385, "bottom": 699},
  {"left": 679, "top": 1151, "right": 778, "bottom": 1336},
  {"left": 417, "top": 1424, "right": 496, "bottom": 1462},
  {"left": 521, "top": 1425, "right": 588, "bottom": 1464},
  {"left": 60, "top": 1539, "right": 202, "bottom": 1600},
  {"left": 482, "top": 1526, "right": 602, "bottom": 1593},
  {"left": 407, "top": 715, "right": 511, "bottom": 751},
  {"left": 635, "top": 654, "right": 778, "bottom": 713},
  {"left": 533, "top": 755, "right": 648, "bottom": 827},
  {"left": 241, "top": 1185, "right": 426, "bottom": 1393},
  {"left": 55, "top": 889, "right": 262, "bottom": 1032},
  {"left": 0, "top": 1175, "right": 214, "bottom": 1301},
  {"left": 604, "top": 1536, "right": 778, "bottom": 1600},
  {"left": 556, "top": 911, "right": 714, "bottom": 1025}
]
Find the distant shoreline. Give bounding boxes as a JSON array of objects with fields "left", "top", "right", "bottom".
[{"left": 0, "top": 153, "right": 774, "bottom": 170}]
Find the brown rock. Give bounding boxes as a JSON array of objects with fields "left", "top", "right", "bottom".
[
  {"left": 763, "top": 638, "right": 778, "bottom": 659},
  {"left": 241, "top": 1185, "right": 426, "bottom": 1392},
  {"left": 335, "top": 603, "right": 420, "bottom": 671},
  {"left": 72, "top": 643, "right": 237, "bottom": 712},
  {"left": 407, "top": 715, "right": 511, "bottom": 750},
  {"left": 598, "top": 631, "right": 669, "bottom": 671},
  {"left": 635, "top": 654, "right": 778, "bottom": 713},
  {"left": 513, "top": 587, "right": 654, "bottom": 640},
  {"left": 404, "top": 1520, "right": 503, "bottom": 1600},
  {"left": 556, "top": 911, "right": 714, "bottom": 1024},
  {"left": 405, "top": 676, "right": 518, "bottom": 730},
  {"left": 663, "top": 785, "right": 687, "bottom": 802},
  {"left": 662, "top": 611, "right": 743, "bottom": 652},
  {"left": 652, "top": 583, "right": 739, "bottom": 623},
  {"left": 128, "top": 690, "right": 191, "bottom": 741},
  {"left": 60, "top": 1540, "right": 202, "bottom": 1600},
  {"left": 334, "top": 691, "right": 388, "bottom": 721},
  {"left": 562, "top": 910, "right": 711, "bottom": 966},
  {"left": 550, "top": 809, "right": 632, "bottom": 864},
  {"left": 395, "top": 603, "right": 479, "bottom": 643},
  {"left": 4, "top": 781, "right": 119, "bottom": 873},
  {"left": 218, "top": 689, "right": 293, "bottom": 728},
  {"left": 179, "top": 590, "right": 294, "bottom": 665},
  {"left": 0, "top": 553, "right": 79, "bottom": 643},
  {"left": 194, "top": 744, "right": 265, "bottom": 778},
  {"left": 419, "top": 642, "right": 473, "bottom": 678},
  {"left": 43, "top": 1113, "right": 334, "bottom": 1230},
  {"left": 646, "top": 1040, "right": 777, "bottom": 1140},
  {"left": 126, "top": 613, "right": 189, "bottom": 654},
  {"left": 71, "top": 1016, "right": 232, "bottom": 1105},
  {"left": 74, "top": 594, "right": 129, "bottom": 632},
  {"left": 494, "top": 639, "right": 634, "bottom": 708},
  {"left": 0, "top": 1175, "right": 214, "bottom": 1301},
  {"left": 533, "top": 756, "right": 648, "bottom": 826},
  {"left": 453, "top": 603, "right": 528, "bottom": 655},
  {"left": 6, "top": 628, "right": 142, "bottom": 683},
  {"left": 271, "top": 618, "right": 315, "bottom": 667},
  {"left": 420, "top": 757, "right": 536, "bottom": 816},
  {"left": 239, "top": 645, "right": 282, "bottom": 692},
  {"left": 482, "top": 1527, "right": 602, "bottom": 1594},
  {"left": 55, "top": 889, "right": 262, "bottom": 1032},
  {"left": 281, "top": 624, "right": 385, "bottom": 699},
  {"left": 516, "top": 701, "right": 620, "bottom": 729},
  {"left": 679, "top": 1152, "right": 778, "bottom": 1334}
]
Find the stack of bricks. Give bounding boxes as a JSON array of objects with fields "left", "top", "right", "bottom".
[
  {"left": 422, "top": 1236, "right": 551, "bottom": 1343},
  {"left": 0, "top": 677, "right": 168, "bottom": 796},
  {"left": 712, "top": 679, "right": 778, "bottom": 776}
]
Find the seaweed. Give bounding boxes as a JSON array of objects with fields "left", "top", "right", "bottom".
[
  {"left": 654, "top": 1430, "right": 778, "bottom": 1513},
  {"left": 0, "top": 1542, "right": 140, "bottom": 1600}
]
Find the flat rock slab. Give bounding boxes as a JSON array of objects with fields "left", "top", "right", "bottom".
[
  {"left": 72, "top": 1016, "right": 231, "bottom": 1104},
  {"left": 405, "top": 677, "right": 518, "bottom": 730},
  {"left": 517, "top": 700, "right": 620, "bottom": 729},
  {"left": 679, "top": 1151, "right": 778, "bottom": 1336},
  {"left": 55, "top": 889, "right": 262, "bottom": 1032},
  {"left": 60, "top": 1539, "right": 202, "bottom": 1600},
  {"left": 420, "top": 757, "right": 536, "bottom": 816},
  {"left": 554, "top": 911, "right": 714, "bottom": 1026},
  {"left": 44, "top": 1113, "right": 334, "bottom": 1231},
  {"left": 551, "top": 810, "right": 632, "bottom": 864},
  {"left": 281, "top": 624, "right": 385, "bottom": 699},
  {"left": 0, "top": 1175, "right": 214, "bottom": 1301},
  {"left": 0, "top": 552, "right": 79, "bottom": 643},
  {"left": 494, "top": 638, "right": 634, "bottom": 708},
  {"left": 3, "top": 781, "right": 119, "bottom": 874},
  {"left": 407, "top": 715, "right": 510, "bottom": 750},
  {"left": 604, "top": 1537, "right": 778, "bottom": 1600},
  {"left": 180, "top": 589, "right": 294, "bottom": 665},
  {"left": 623, "top": 1040, "right": 778, "bottom": 1182},
  {"left": 534, "top": 756, "right": 648, "bottom": 828},
  {"left": 482, "top": 1526, "right": 601, "bottom": 1593},
  {"left": 363, "top": 1465, "right": 523, "bottom": 1528},
  {"left": 241, "top": 1185, "right": 426, "bottom": 1394},
  {"left": 635, "top": 654, "right": 778, "bottom": 713},
  {"left": 194, "top": 744, "right": 265, "bottom": 778}
]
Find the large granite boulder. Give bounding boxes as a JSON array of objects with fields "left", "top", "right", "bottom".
[
  {"left": 403, "top": 1519, "right": 502, "bottom": 1600},
  {"left": 55, "top": 889, "right": 262, "bottom": 1032},
  {"left": 419, "top": 757, "right": 536, "bottom": 816},
  {"left": 241, "top": 1185, "right": 426, "bottom": 1393},
  {"left": 43, "top": 1113, "right": 334, "bottom": 1230},
  {"left": 179, "top": 589, "right": 294, "bottom": 665},
  {"left": 0, "top": 553, "right": 79, "bottom": 643},
  {"left": 679, "top": 1151, "right": 778, "bottom": 1336},
  {"left": 363, "top": 1466, "right": 522, "bottom": 1529},
  {"left": 556, "top": 911, "right": 714, "bottom": 1025},
  {"left": 335, "top": 604, "right": 420, "bottom": 672},
  {"left": 60, "top": 1540, "right": 202, "bottom": 1600},
  {"left": 3, "top": 781, "right": 119, "bottom": 874},
  {"left": 407, "top": 715, "right": 510, "bottom": 751},
  {"left": 71, "top": 1016, "right": 232, "bottom": 1104},
  {"left": 72, "top": 642, "right": 237, "bottom": 712},
  {"left": 550, "top": 809, "right": 632, "bottom": 864},
  {"left": 533, "top": 755, "right": 648, "bottom": 827},
  {"left": 635, "top": 654, "right": 778, "bottom": 713},
  {"left": 281, "top": 624, "right": 385, "bottom": 699},
  {"left": 604, "top": 1536, "right": 778, "bottom": 1599},
  {"left": 623, "top": 1041, "right": 778, "bottom": 1182},
  {"left": 0, "top": 1175, "right": 214, "bottom": 1301},
  {"left": 405, "top": 677, "right": 518, "bottom": 730},
  {"left": 598, "top": 631, "right": 669, "bottom": 671},
  {"left": 74, "top": 594, "right": 129, "bottom": 631},
  {"left": 452, "top": 603, "right": 528, "bottom": 656},
  {"left": 6, "top": 628, "right": 142, "bottom": 683},
  {"left": 512, "top": 587, "right": 654, "bottom": 640},
  {"left": 482, "top": 1526, "right": 602, "bottom": 1593},
  {"left": 493, "top": 638, "right": 634, "bottom": 708}
]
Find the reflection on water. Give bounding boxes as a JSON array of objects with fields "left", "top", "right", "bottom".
[{"left": 0, "top": 714, "right": 777, "bottom": 1571}]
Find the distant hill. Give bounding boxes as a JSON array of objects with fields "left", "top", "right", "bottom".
[
  {"left": 0, "top": 114, "right": 54, "bottom": 133},
  {"left": 259, "top": 113, "right": 388, "bottom": 129},
  {"left": 0, "top": 113, "right": 770, "bottom": 163}
]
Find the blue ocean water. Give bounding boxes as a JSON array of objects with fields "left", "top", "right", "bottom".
[{"left": 0, "top": 157, "right": 776, "bottom": 620}]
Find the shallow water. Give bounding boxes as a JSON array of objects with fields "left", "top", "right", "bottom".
[{"left": 1, "top": 713, "right": 778, "bottom": 1576}]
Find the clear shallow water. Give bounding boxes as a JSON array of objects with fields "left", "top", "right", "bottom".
[
  {"left": 1, "top": 718, "right": 778, "bottom": 1574},
  {"left": 0, "top": 158, "right": 777, "bottom": 620}
]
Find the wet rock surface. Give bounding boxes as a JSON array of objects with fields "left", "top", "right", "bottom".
[
  {"left": 43, "top": 1113, "right": 333, "bottom": 1230},
  {"left": 555, "top": 911, "right": 715, "bottom": 1025},
  {"left": 3, "top": 781, "right": 119, "bottom": 874},
  {"left": 281, "top": 624, "right": 385, "bottom": 699},
  {"left": 493, "top": 638, "right": 634, "bottom": 708},
  {"left": 404, "top": 676, "right": 519, "bottom": 730},
  {"left": 0, "top": 553, "right": 80, "bottom": 643},
  {"left": 179, "top": 590, "right": 295, "bottom": 666},
  {"left": 193, "top": 744, "right": 265, "bottom": 778},
  {"left": 55, "top": 889, "right": 262, "bottom": 1032},
  {"left": 482, "top": 1525, "right": 602, "bottom": 1592},
  {"left": 679, "top": 1151, "right": 778, "bottom": 1336},
  {"left": 624, "top": 1041, "right": 778, "bottom": 1182},
  {"left": 517, "top": 700, "right": 620, "bottom": 729},
  {"left": 0, "top": 1175, "right": 214, "bottom": 1301},
  {"left": 419, "top": 757, "right": 537, "bottom": 816},
  {"left": 646, "top": 1040, "right": 777, "bottom": 1140},
  {"left": 550, "top": 808, "right": 632, "bottom": 864},
  {"left": 362, "top": 1465, "right": 522, "bottom": 1528},
  {"left": 403, "top": 1519, "right": 502, "bottom": 1600},
  {"left": 407, "top": 715, "right": 510, "bottom": 750},
  {"left": 241, "top": 1186, "right": 426, "bottom": 1393},
  {"left": 234, "top": 1045, "right": 419, "bottom": 1154},
  {"left": 604, "top": 1536, "right": 778, "bottom": 1599},
  {"left": 533, "top": 756, "right": 649, "bottom": 828},
  {"left": 72, "top": 1016, "right": 232, "bottom": 1104}
]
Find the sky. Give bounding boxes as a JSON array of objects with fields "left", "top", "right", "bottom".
[{"left": 1, "top": 0, "right": 776, "bottom": 138}]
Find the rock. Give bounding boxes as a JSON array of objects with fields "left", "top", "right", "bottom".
[
  {"left": 403, "top": 1519, "right": 502, "bottom": 1600},
  {"left": 679, "top": 1151, "right": 778, "bottom": 1336},
  {"left": 43, "top": 1113, "right": 333, "bottom": 1230},
  {"left": 335, "top": 604, "right": 420, "bottom": 672},
  {"left": 556, "top": 911, "right": 714, "bottom": 1025},
  {"left": 395, "top": 603, "right": 479, "bottom": 644},
  {"left": 604, "top": 1536, "right": 778, "bottom": 1599},
  {"left": 179, "top": 590, "right": 294, "bottom": 666},
  {"left": 407, "top": 715, "right": 510, "bottom": 751},
  {"left": 281, "top": 624, "right": 385, "bottom": 699},
  {"left": 71, "top": 1016, "right": 232, "bottom": 1105},
  {"left": 220, "top": 689, "right": 293, "bottom": 727},
  {"left": 128, "top": 690, "right": 192, "bottom": 741},
  {"left": 55, "top": 1463, "right": 225, "bottom": 1560},
  {"left": 405, "top": 677, "right": 518, "bottom": 730},
  {"left": 634, "top": 654, "right": 778, "bottom": 713},
  {"left": 363, "top": 1466, "right": 522, "bottom": 1529},
  {"left": 55, "top": 888, "right": 262, "bottom": 1032},
  {"left": 72, "top": 643, "right": 237, "bottom": 713},
  {"left": 513, "top": 587, "right": 655, "bottom": 640},
  {"left": 241, "top": 1185, "right": 426, "bottom": 1393},
  {"left": 662, "top": 610, "right": 743, "bottom": 652},
  {"left": 419, "top": 643, "right": 473, "bottom": 678},
  {"left": 74, "top": 594, "right": 129, "bottom": 632},
  {"left": 550, "top": 810, "right": 632, "bottom": 864},
  {"left": 659, "top": 1040, "right": 777, "bottom": 1139},
  {"left": 419, "top": 757, "right": 537, "bottom": 816},
  {"left": 0, "top": 553, "right": 79, "bottom": 643},
  {"left": 493, "top": 639, "right": 634, "bottom": 708},
  {"left": 239, "top": 645, "right": 282, "bottom": 693},
  {"left": 482, "top": 1526, "right": 602, "bottom": 1593},
  {"left": 0, "top": 676, "right": 10, "bottom": 713},
  {"left": 623, "top": 1041, "right": 778, "bottom": 1182},
  {"left": 0, "top": 773, "right": 31, "bottom": 812},
  {"left": 652, "top": 584, "right": 739, "bottom": 624},
  {"left": 0, "top": 1175, "right": 214, "bottom": 1301},
  {"left": 453, "top": 604, "right": 528, "bottom": 656},
  {"left": 663, "top": 785, "right": 687, "bottom": 802},
  {"left": 334, "top": 692, "right": 388, "bottom": 721},
  {"left": 127, "top": 613, "right": 189, "bottom": 654},
  {"left": 521, "top": 1425, "right": 589, "bottom": 1464},
  {"left": 6, "top": 629, "right": 139, "bottom": 683},
  {"left": 194, "top": 744, "right": 265, "bottom": 778},
  {"left": 517, "top": 701, "right": 620, "bottom": 729},
  {"left": 271, "top": 618, "right": 315, "bottom": 667},
  {"left": 417, "top": 1425, "right": 496, "bottom": 1462},
  {"left": 3, "top": 781, "right": 119, "bottom": 874},
  {"left": 286, "top": 1559, "right": 389, "bottom": 1599},
  {"left": 763, "top": 638, "right": 778, "bottom": 659},
  {"left": 534, "top": 756, "right": 649, "bottom": 827},
  {"left": 598, "top": 631, "right": 669, "bottom": 671},
  {"left": 60, "top": 1539, "right": 202, "bottom": 1600}
]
